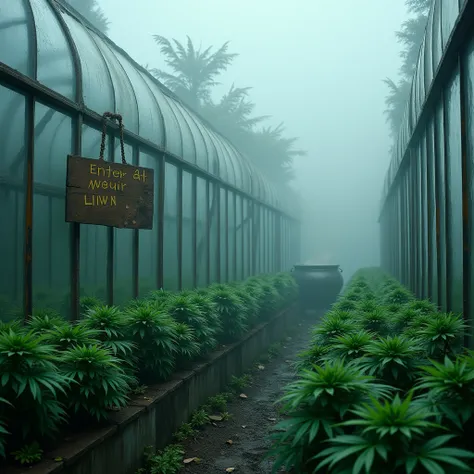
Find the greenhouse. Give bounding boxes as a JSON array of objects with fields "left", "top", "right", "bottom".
[
  {"left": 0, "top": 0, "right": 300, "bottom": 322},
  {"left": 4, "top": 0, "right": 474, "bottom": 473},
  {"left": 379, "top": 0, "right": 474, "bottom": 335}
]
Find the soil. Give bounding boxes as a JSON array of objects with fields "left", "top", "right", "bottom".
[{"left": 180, "top": 316, "right": 314, "bottom": 474}]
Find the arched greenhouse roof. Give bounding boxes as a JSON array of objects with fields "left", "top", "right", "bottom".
[{"left": 0, "top": 0, "right": 293, "bottom": 213}]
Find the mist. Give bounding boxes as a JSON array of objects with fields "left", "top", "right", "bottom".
[{"left": 96, "top": 0, "right": 409, "bottom": 281}]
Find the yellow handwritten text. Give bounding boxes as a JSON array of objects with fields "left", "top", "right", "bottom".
[
  {"left": 89, "top": 164, "right": 127, "bottom": 179},
  {"left": 84, "top": 194, "right": 117, "bottom": 206},
  {"left": 133, "top": 169, "right": 147, "bottom": 182},
  {"left": 88, "top": 179, "right": 127, "bottom": 192}
]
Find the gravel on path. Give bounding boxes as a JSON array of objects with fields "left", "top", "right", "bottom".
[{"left": 179, "top": 316, "right": 315, "bottom": 474}]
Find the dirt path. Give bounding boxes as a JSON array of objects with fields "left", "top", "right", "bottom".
[{"left": 180, "top": 316, "right": 314, "bottom": 474}]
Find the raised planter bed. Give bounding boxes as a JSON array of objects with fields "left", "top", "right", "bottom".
[{"left": 5, "top": 305, "right": 297, "bottom": 474}]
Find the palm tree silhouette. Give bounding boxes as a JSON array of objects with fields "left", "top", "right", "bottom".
[
  {"left": 151, "top": 35, "right": 238, "bottom": 110},
  {"left": 151, "top": 35, "right": 305, "bottom": 187},
  {"left": 62, "top": 0, "right": 110, "bottom": 33}
]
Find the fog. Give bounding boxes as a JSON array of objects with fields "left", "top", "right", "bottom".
[{"left": 99, "top": 0, "right": 409, "bottom": 281}]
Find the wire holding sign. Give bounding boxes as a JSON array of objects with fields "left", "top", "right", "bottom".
[{"left": 65, "top": 113, "right": 154, "bottom": 229}]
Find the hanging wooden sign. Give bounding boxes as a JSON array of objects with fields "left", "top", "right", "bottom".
[{"left": 65, "top": 112, "right": 154, "bottom": 230}]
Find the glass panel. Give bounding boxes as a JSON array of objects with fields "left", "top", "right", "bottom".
[
  {"left": 32, "top": 104, "right": 72, "bottom": 317},
  {"left": 229, "top": 143, "right": 250, "bottom": 193},
  {"left": 253, "top": 204, "right": 261, "bottom": 275},
  {"left": 405, "top": 174, "right": 412, "bottom": 289},
  {"left": 259, "top": 207, "right": 265, "bottom": 274},
  {"left": 79, "top": 126, "right": 109, "bottom": 303},
  {"left": 269, "top": 212, "right": 275, "bottom": 272},
  {"left": 209, "top": 183, "right": 219, "bottom": 283},
  {"left": 114, "top": 52, "right": 165, "bottom": 146},
  {"left": 219, "top": 188, "right": 227, "bottom": 282},
  {"left": 243, "top": 198, "right": 249, "bottom": 278},
  {"left": 61, "top": 13, "right": 114, "bottom": 113},
  {"left": 415, "top": 151, "right": 421, "bottom": 296},
  {"left": 445, "top": 72, "right": 463, "bottom": 314},
  {"left": 177, "top": 105, "right": 207, "bottom": 167},
  {"left": 212, "top": 132, "right": 231, "bottom": 180},
  {"left": 426, "top": 118, "right": 438, "bottom": 305},
  {"left": 0, "top": 0, "right": 31, "bottom": 76},
  {"left": 164, "top": 163, "right": 179, "bottom": 290},
  {"left": 138, "top": 152, "right": 160, "bottom": 296},
  {"left": 196, "top": 178, "right": 208, "bottom": 287},
  {"left": 164, "top": 97, "right": 196, "bottom": 163},
  {"left": 418, "top": 41, "right": 425, "bottom": 108},
  {"left": 236, "top": 195, "right": 242, "bottom": 280},
  {"left": 90, "top": 34, "right": 139, "bottom": 133},
  {"left": 139, "top": 72, "right": 182, "bottom": 157},
  {"left": 247, "top": 200, "right": 253, "bottom": 276},
  {"left": 112, "top": 142, "right": 134, "bottom": 306},
  {"left": 193, "top": 115, "right": 217, "bottom": 172},
  {"left": 224, "top": 142, "right": 243, "bottom": 190},
  {"left": 208, "top": 130, "right": 228, "bottom": 181},
  {"left": 421, "top": 134, "right": 429, "bottom": 299},
  {"left": 266, "top": 210, "right": 271, "bottom": 273},
  {"left": 425, "top": 11, "right": 433, "bottom": 91},
  {"left": 441, "top": 0, "right": 459, "bottom": 49},
  {"left": 0, "top": 87, "right": 26, "bottom": 321},
  {"left": 435, "top": 102, "right": 448, "bottom": 311},
  {"left": 465, "top": 37, "right": 474, "bottom": 338},
  {"left": 182, "top": 171, "right": 194, "bottom": 289},
  {"left": 228, "top": 192, "right": 236, "bottom": 280},
  {"left": 432, "top": 1, "right": 443, "bottom": 73},
  {"left": 31, "top": 0, "right": 75, "bottom": 99}
]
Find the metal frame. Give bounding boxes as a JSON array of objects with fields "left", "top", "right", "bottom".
[
  {"left": 0, "top": 0, "right": 300, "bottom": 322},
  {"left": 380, "top": 0, "right": 474, "bottom": 344}
]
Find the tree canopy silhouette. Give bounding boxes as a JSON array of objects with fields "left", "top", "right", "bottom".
[
  {"left": 151, "top": 35, "right": 237, "bottom": 110},
  {"left": 62, "top": 0, "right": 110, "bottom": 33},
  {"left": 384, "top": 0, "right": 433, "bottom": 139},
  {"left": 151, "top": 35, "right": 305, "bottom": 186}
]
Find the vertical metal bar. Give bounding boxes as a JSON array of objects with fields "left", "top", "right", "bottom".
[
  {"left": 233, "top": 193, "right": 237, "bottom": 281},
  {"left": 442, "top": 89, "right": 452, "bottom": 310},
  {"left": 177, "top": 167, "right": 183, "bottom": 290},
  {"left": 434, "top": 104, "right": 443, "bottom": 304},
  {"left": 70, "top": 115, "right": 82, "bottom": 320},
  {"left": 426, "top": 132, "right": 433, "bottom": 301},
  {"left": 13, "top": 193, "right": 19, "bottom": 302},
  {"left": 106, "top": 134, "right": 114, "bottom": 305},
  {"left": 240, "top": 195, "right": 244, "bottom": 280},
  {"left": 410, "top": 161, "right": 416, "bottom": 292},
  {"left": 24, "top": 97, "right": 35, "bottom": 322},
  {"left": 247, "top": 200, "right": 252, "bottom": 277},
  {"left": 132, "top": 147, "right": 139, "bottom": 299},
  {"left": 157, "top": 156, "right": 165, "bottom": 289},
  {"left": 459, "top": 55, "right": 471, "bottom": 346},
  {"left": 401, "top": 174, "right": 408, "bottom": 287},
  {"left": 275, "top": 212, "right": 282, "bottom": 271},
  {"left": 421, "top": 138, "right": 427, "bottom": 299},
  {"left": 216, "top": 184, "right": 221, "bottom": 282},
  {"left": 192, "top": 175, "right": 197, "bottom": 287},
  {"left": 22, "top": 0, "right": 37, "bottom": 322},
  {"left": 206, "top": 180, "right": 211, "bottom": 285},
  {"left": 47, "top": 197, "right": 53, "bottom": 287},
  {"left": 225, "top": 189, "right": 229, "bottom": 282}
]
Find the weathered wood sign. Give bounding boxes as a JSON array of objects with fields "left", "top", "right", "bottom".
[{"left": 65, "top": 155, "right": 154, "bottom": 229}]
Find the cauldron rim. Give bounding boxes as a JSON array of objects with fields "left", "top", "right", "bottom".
[{"left": 294, "top": 264, "right": 341, "bottom": 270}]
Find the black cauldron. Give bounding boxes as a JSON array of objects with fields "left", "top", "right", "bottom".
[{"left": 292, "top": 264, "right": 344, "bottom": 311}]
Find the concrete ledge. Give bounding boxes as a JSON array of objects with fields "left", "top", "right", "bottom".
[{"left": 5, "top": 305, "right": 297, "bottom": 474}]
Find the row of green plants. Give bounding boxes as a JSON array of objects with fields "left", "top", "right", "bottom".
[
  {"left": 136, "top": 340, "right": 286, "bottom": 474},
  {"left": 269, "top": 267, "right": 474, "bottom": 473},
  {"left": 0, "top": 272, "right": 298, "bottom": 466}
]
